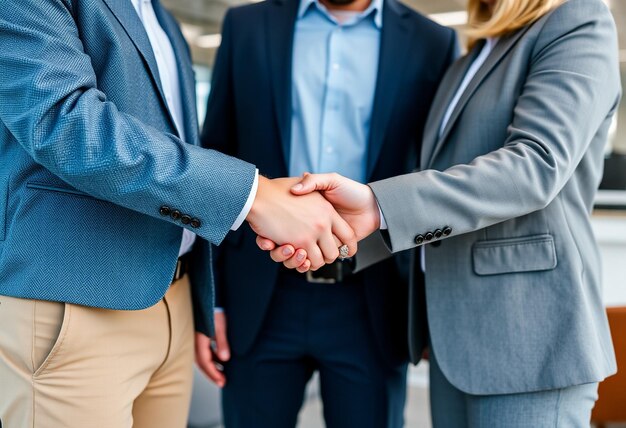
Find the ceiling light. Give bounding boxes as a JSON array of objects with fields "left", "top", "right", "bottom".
[
  {"left": 196, "top": 34, "right": 222, "bottom": 49},
  {"left": 428, "top": 11, "right": 468, "bottom": 27},
  {"left": 180, "top": 23, "right": 203, "bottom": 41}
]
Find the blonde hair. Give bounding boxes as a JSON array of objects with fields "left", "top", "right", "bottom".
[{"left": 466, "top": 0, "right": 564, "bottom": 49}]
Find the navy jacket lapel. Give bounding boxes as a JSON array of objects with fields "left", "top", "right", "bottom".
[
  {"left": 101, "top": 0, "right": 178, "bottom": 135},
  {"left": 366, "top": 0, "right": 411, "bottom": 179},
  {"left": 266, "top": 0, "right": 299, "bottom": 168},
  {"left": 427, "top": 27, "right": 531, "bottom": 167},
  {"left": 152, "top": 0, "right": 199, "bottom": 145}
]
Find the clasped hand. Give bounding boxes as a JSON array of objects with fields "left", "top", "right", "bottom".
[{"left": 249, "top": 173, "right": 381, "bottom": 272}]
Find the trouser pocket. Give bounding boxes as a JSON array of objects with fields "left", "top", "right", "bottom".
[
  {"left": 0, "top": 296, "right": 66, "bottom": 377},
  {"left": 33, "top": 300, "right": 70, "bottom": 377}
]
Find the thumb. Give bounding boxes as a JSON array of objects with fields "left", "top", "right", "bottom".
[{"left": 291, "top": 173, "right": 336, "bottom": 195}]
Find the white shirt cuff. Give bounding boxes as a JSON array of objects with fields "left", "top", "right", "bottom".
[
  {"left": 231, "top": 169, "right": 259, "bottom": 231},
  {"left": 378, "top": 202, "right": 388, "bottom": 230},
  {"left": 214, "top": 307, "right": 224, "bottom": 313}
]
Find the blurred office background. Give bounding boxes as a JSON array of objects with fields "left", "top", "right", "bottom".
[{"left": 154, "top": 0, "right": 626, "bottom": 426}]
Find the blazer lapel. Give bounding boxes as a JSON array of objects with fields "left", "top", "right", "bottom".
[
  {"left": 266, "top": 0, "right": 300, "bottom": 167},
  {"left": 419, "top": 44, "right": 483, "bottom": 170},
  {"left": 366, "top": 0, "right": 411, "bottom": 179},
  {"left": 426, "top": 28, "right": 531, "bottom": 168},
  {"left": 152, "top": 0, "right": 199, "bottom": 145},
  {"left": 101, "top": 0, "right": 178, "bottom": 134}
]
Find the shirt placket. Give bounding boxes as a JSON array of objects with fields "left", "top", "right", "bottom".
[{"left": 319, "top": 26, "right": 344, "bottom": 173}]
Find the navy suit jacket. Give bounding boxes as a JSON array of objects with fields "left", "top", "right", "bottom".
[{"left": 200, "top": 0, "right": 456, "bottom": 366}]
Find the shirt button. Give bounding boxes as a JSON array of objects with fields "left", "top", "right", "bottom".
[
  {"left": 332, "top": 63, "right": 340, "bottom": 71},
  {"left": 326, "top": 146, "right": 334, "bottom": 154}
]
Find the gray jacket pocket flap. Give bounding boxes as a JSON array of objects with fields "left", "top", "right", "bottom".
[{"left": 472, "top": 234, "right": 557, "bottom": 276}]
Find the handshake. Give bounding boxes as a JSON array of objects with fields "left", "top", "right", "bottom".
[{"left": 245, "top": 173, "right": 379, "bottom": 272}]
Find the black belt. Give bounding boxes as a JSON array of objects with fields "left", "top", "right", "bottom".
[
  {"left": 285, "top": 259, "right": 355, "bottom": 284},
  {"left": 172, "top": 253, "right": 190, "bottom": 283}
]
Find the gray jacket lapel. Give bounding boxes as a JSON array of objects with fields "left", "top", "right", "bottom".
[
  {"left": 425, "top": 28, "right": 530, "bottom": 168},
  {"left": 420, "top": 47, "right": 481, "bottom": 169}
]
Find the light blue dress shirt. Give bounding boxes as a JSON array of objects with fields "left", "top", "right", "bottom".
[{"left": 289, "top": 0, "right": 383, "bottom": 183}]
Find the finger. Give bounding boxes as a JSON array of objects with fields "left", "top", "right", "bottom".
[
  {"left": 256, "top": 236, "right": 277, "bottom": 251},
  {"left": 204, "top": 355, "right": 226, "bottom": 387},
  {"left": 270, "top": 245, "right": 295, "bottom": 262},
  {"left": 331, "top": 213, "right": 358, "bottom": 257},
  {"left": 318, "top": 231, "right": 340, "bottom": 264},
  {"left": 291, "top": 173, "right": 336, "bottom": 195},
  {"left": 195, "top": 333, "right": 226, "bottom": 387},
  {"left": 306, "top": 244, "right": 325, "bottom": 271},
  {"left": 214, "top": 313, "right": 231, "bottom": 362},
  {"left": 296, "top": 259, "right": 312, "bottom": 273},
  {"left": 283, "top": 249, "right": 308, "bottom": 269}
]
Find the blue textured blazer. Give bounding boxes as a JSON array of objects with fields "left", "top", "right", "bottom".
[
  {"left": 0, "top": 0, "right": 255, "bottom": 335},
  {"left": 199, "top": 0, "right": 457, "bottom": 365}
]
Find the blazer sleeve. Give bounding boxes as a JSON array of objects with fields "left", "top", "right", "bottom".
[
  {"left": 369, "top": 0, "right": 621, "bottom": 253},
  {"left": 0, "top": 0, "right": 256, "bottom": 246},
  {"left": 353, "top": 27, "right": 461, "bottom": 273}
]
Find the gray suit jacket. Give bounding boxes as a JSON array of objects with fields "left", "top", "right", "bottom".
[{"left": 366, "top": 0, "right": 621, "bottom": 394}]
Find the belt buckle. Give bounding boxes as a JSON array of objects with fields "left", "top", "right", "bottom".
[
  {"left": 305, "top": 262, "right": 343, "bottom": 284},
  {"left": 305, "top": 271, "right": 337, "bottom": 284}
]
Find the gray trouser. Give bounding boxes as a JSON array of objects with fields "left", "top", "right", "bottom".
[{"left": 429, "top": 349, "right": 598, "bottom": 428}]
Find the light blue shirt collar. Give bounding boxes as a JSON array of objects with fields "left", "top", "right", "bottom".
[{"left": 297, "top": 0, "right": 383, "bottom": 29}]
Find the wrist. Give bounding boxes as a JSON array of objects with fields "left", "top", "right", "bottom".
[
  {"left": 367, "top": 185, "right": 381, "bottom": 230},
  {"left": 247, "top": 175, "right": 269, "bottom": 223}
]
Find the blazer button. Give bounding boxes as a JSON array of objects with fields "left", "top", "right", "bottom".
[
  {"left": 159, "top": 206, "right": 171, "bottom": 216},
  {"left": 171, "top": 210, "right": 182, "bottom": 221},
  {"left": 434, "top": 229, "right": 443, "bottom": 239},
  {"left": 443, "top": 226, "right": 452, "bottom": 236},
  {"left": 414, "top": 235, "right": 425, "bottom": 245},
  {"left": 425, "top": 232, "right": 434, "bottom": 241},
  {"left": 181, "top": 215, "right": 192, "bottom": 225},
  {"left": 191, "top": 218, "right": 202, "bottom": 228}
]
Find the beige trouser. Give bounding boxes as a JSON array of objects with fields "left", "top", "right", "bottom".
[{"left": 0, "top": 275, "right": 194, "bottom": 428}]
